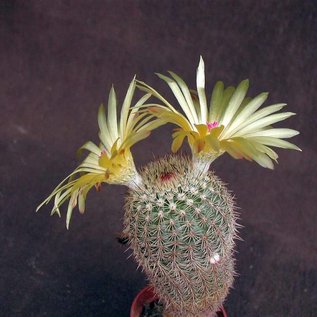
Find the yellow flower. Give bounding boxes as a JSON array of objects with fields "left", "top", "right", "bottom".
[
  {"left": 37, "top": 78, "right": 160, "bottom": 228},
  {"left": 137, "top": 57, "right": 300, "bottom": 170}
]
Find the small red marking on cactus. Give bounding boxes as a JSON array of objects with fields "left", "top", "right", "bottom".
[
  {"left": 160, "top": 172, "right": 175, "bottom": 181},
  {"left": 207, "top": 121, "right": 219, "bottom": 131}
]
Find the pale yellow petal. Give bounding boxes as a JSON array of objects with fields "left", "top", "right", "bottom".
[
  {"left": 120, "top": 78, "right": 136, "bottom": 140},
  {"left": 157, "top": 73, "right": 196, "bottom": 123},
  {"left": 123, "top": 130, "right": 151, "bottom": 149},
  {"left": 218, "top": 86, "right": 236, "bottom": 123},
  {"left": 171, "top": 132, "right": 186, "bottom": 153},
  {"left": 244, "top": 128, "right": 299, "bottom": 139},
  {"left": 230, "top": 103, "right": 287, "bottom": 137},
  {"left": 195, "top": 124, "right": 208, "bottom": 136},
  {"left": 247, "top": 136, "right": 301, "bottom": 151},
  {"left": 233, "top": 112, "right": 295, "bottom": 137},
  {"left": 98, "top": 105, "right": 112, "bottom": 152},
  {"left": 196, "top": 56, "right": 208, "bottom": 122},
  {"left": 107, "top": 86, "right": 118, "bottom": 142},
  {"left": 222, "top": 92, "right": 268, "bottom": 138},
  {"left": 79, "top": 141, "right": 101, "bottom": 156},
  {"left": 209, "top": 81, "right": 224, "bottom": 122},
  {"left": 136, "top": 79, "right": 175, "bottom": 111},
  {"left": 169, "top": 71, "right": 198, "bottom": 123},
  {"left": 221, "top": 79, "right": 249, "bottom": 126}
]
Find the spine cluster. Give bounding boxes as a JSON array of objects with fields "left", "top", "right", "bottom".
[{"left": 124, "top": 156, "right": 238, "bottom": 317}]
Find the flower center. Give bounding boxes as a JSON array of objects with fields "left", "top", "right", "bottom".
[{"left": 207, "top": 121, "right": 219, "bottom": 132}]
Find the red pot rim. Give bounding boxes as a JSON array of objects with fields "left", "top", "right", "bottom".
[{"left": 130, "top": 286, "right": 228, "bottom": 317}]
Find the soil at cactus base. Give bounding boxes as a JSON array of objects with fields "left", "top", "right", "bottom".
[
  {"left": 140, "top": 300, "right": 225, "bottom": 317},
  {"left": 140, "top": 299, "right": 163, "bottom": 317}
]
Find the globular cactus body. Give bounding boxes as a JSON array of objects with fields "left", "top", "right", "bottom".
[{"left": 124, "top": 156, "right": 237, "bottom": 317}]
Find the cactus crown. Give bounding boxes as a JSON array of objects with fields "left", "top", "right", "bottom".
[{"left": 37, "top": 57, "right": 300, "bottom": 316}]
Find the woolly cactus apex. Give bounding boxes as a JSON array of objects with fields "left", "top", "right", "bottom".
[{"left": 124, "top": 155, "right": 238, "bottom": 317}]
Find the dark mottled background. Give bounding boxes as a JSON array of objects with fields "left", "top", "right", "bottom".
[{"left": 1, "top": 1, "right": 316, "bottom": 316}]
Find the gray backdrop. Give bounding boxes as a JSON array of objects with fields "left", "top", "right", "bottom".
[{"left": 1, "top": 1, "right": 316, "bottom": 316}]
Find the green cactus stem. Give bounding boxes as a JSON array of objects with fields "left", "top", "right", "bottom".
[{"left": 124, "top": 155, "right": 238, "bottom": 317}]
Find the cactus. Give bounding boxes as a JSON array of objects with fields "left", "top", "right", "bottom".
[
  {"left": 125, "top": 155, "right": 236, "bottom": 316},
  {"left": 37, "top": 58, "right": 300, "bottom": 317}
]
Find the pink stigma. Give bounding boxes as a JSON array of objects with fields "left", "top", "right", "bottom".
[{"left": 207, "top": 121, "right": 219, "bottom": 131}]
